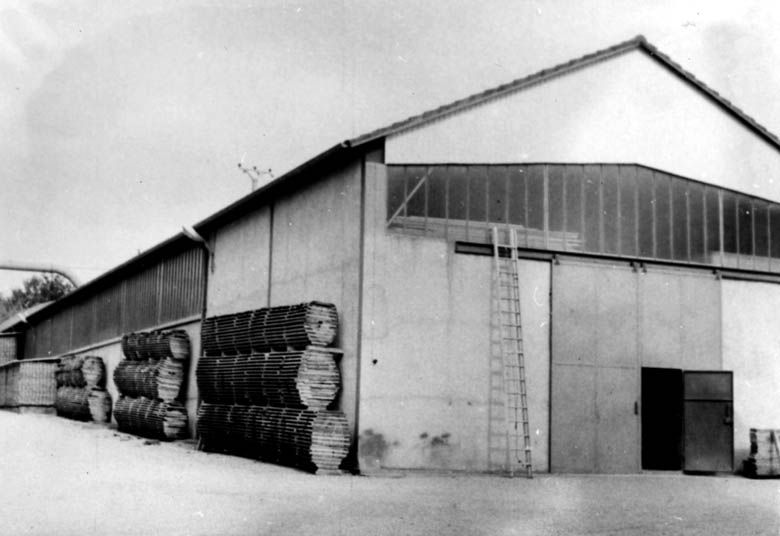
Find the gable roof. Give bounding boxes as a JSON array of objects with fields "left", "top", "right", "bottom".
[
  {"left": 13, "top": 36, "right": 780, "bottom": 331},
  {"left": 346, "top": 35, "right": 780, "bottom": 152},
  {"left": 196, "top": 35, "right": 780, "bottom": 233}
]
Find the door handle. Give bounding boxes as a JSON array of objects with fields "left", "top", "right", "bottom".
[
  {"left": 634, "top": 401, "right": 639, "bottom": 416},
  {"left": 723, "top": 405, "right": 733, "bottom": 425}
]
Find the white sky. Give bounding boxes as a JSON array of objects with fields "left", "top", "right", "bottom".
[{"left": 1, "top": 0, "right": 779, "bottom": 295}]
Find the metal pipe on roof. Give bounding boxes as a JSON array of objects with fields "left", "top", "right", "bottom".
[{"left": 0, "top": 261, "right": 80, "bottom": 287}]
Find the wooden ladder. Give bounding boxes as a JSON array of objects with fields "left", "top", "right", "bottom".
[{"left": 491, "top": 227, "right": 533, "bottom": 478}]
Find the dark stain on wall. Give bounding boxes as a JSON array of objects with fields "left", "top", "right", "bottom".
[{"left": 358, "top": 428, "right": 398, "bottom": 470}]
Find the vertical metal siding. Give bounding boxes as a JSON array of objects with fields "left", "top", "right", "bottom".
[{"left": 21, "top": 245, "right": 205, "bottom": 358}]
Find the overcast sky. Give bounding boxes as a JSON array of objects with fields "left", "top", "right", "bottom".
[{"left": 1, "top": 0, "right": 779, "bottom": 296}]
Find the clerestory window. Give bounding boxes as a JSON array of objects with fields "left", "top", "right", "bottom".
[{"left": 387, "top": 163, "right": 780, "bottom": 272}]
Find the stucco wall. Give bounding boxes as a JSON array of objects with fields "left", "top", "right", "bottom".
[
  {"left": 360, "top": 163, "right": 550, "bottom": 472},
  {"left": 386, "top": 49, "right": 780, "bottom": 203},
  {"left": 71, "top": 319, "right": 201, "bottom": 438},
  {"left": 207, "top": 207, "right": 271, "bottom": 316},
  {"left": 722, "top": 280, "right": 780, "bottom": 468}
]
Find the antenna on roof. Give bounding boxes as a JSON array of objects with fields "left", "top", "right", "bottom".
[{"left": 237, "top": 163, "right": 274, "bottom": 192}]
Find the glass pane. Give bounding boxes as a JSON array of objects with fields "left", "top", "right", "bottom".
[
  {"left": 770, "top": 206, "right": 780, "bottom": 272},
  {"left": 618, "top": 166, "right": 637, "bottom": 257},
  {"left": 672, "top": 178, "right": 689, "bottom": 261},
  {"left": 654, "top": 172, "right": 671, "bottom": 260},
  {"left": 722, "top": 192, "right": 738, "bottom": 268},
  {"left": 548, "top": 165, "right": 564, "bottom": 233},
  {"left": 637, "top": 167, "right": 654, "bottom": 257},
  {"left": 427, "top": 167, "right": 447, "bottom": 220},
  {"left": 448, "top": 166, "right": 468, "bottom": 221},
  {"left": 564, "top": 166, "right": 583, "bottom": 251},
  {"left": 488, "top": 166, "right": 509, "bottom": 224},
  {"left": 705, "top": 188, "right": 721, "bottom": 265},
  {"left": 602, "top": 165, "right": 619, "bottom": 255},
  {"left": 405, "top": 166, "right": 427, "bottom": 217},
  {"left": 526, "top": 165, "right": 544, "bottom": 232},
  {"left": 507, "top": 166, "right": 526, "bottom": 226},
  {"left": 584, "top": 165, "right": 601, "bottom": 253},
  {"left": 468, "top": 166, "right": 487, "bottom": 223},
  {"left": 754, "top": 202, "right": 769, "bottom": 271},
  {"left": 738, "top": 197, "right": 753, "bottom": 258},
  {"left": 688, "top": 183, "right": 705, "bottom": 263},
  {"left": 387, "top": 166, "right": 406, "bottom": 219}
]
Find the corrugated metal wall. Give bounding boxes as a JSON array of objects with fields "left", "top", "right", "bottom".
[{"left": 24, "top": 247, "right": 204, "bottom": 358}]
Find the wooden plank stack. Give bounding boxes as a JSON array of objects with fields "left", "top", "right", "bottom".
[
  {"left": 114, "top": 396, "right": 188, "bottom": 440},
  {"left": 197, "top": 347, "right": 342, "bottom": 410},
  {"left": 113, "top": 329, "right": 190, "bottom": 440},
  {"left": 197, "top": 302, "right": 350, "bottom": 473},
  {"left": 744, "top": 429, "right": 780, "bottom": 477},
  {"left": 201, "top": 302, "right": 339, "bottom": 355},
  {"left": 55, "top": 355, "right": 111, "bottom": 423}
]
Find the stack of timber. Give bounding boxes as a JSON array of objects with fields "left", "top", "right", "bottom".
[
  {"left": 198, "top": 404, "right": 350, "bottom": 472},
  {"left": 113, "top": 329, "right": 190, "bottom": 440},
  {"left": 12, "top": 359, "right": 58, "bottom": 409},
  {"left": 55, "top": 355, "right": 111, "bottom": 423},
  {"left": 744, "top": 429, "right": 780, "bottom": 477},
  {"left": 197, "top": 302, "right": 349, "bottom": 473},
  {"left": 201, "top": 302, "right": 338, "bottom": 355},
  {"left": 114, "top": 396, "right": 188, "bottom": 440},
  {"left": 197, "top": 347, "right": 342, "bottom": 409}
]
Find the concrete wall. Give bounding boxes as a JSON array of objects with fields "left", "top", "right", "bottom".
[
  {"left": 71, "top": 319, "right": 201, "bottom": 438},
  {"left": 268, "top": 161, "right": 363, "bottom": 450},
  {"left": 360, "top": 163, "right": 550, "bottom": 472},
  {"left": 204, "top": 160, "right": 364, "bottom": 456},
  {"left": 722, "top": 280, "right": 780, "bottom": 468},
  {"left": 386, "top": 49, "right": 780, "bottom": 203},
  {"left": 207, "top": 207, "right": 271, "bottom": 316}
]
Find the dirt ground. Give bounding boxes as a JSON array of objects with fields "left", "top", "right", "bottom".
[{"left": 0, "top": 411, "right": 778, "bottom": 536}]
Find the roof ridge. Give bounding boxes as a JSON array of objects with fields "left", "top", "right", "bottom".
[{"left": 347, "top": 35, "right": 780, "bottom": 152}]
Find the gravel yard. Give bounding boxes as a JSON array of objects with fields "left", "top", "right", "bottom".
[{"left": 0, "top": 411, "right": 778, "bottom": 536}]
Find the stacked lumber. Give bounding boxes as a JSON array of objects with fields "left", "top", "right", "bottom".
[
  {"left": 56, "top": 355, "right": 85, "bottom": 388},
  {"left": 17, "top": 361, "right": 58, "bottom": 407},
  {"left": 0, "top": 359, "right": 59, "bottom": 409},
  {"left": 201, "top": 302, "right": 338, "bottom": 355},
  {"left": 113, "top": 329, "right": 190, "bottom": 440},
  {"left": 82, "top": 356, "right": 107, "bottom": 389},
  {"left": 744, "top": 429, "right": 780, "bottom": 477},
  {"left": 198, "top": 403, "right": 349, "bottom": 472},
  {"left": 197, "top": 347, "right": 342, "bottom": 410},
  {"left": 55, "top": 387, "right": 91, "bottom": 421},
  {"left": 121, "top": 330, "right": 190, "bottom": 361},
  {"left": 114, "top": 396, "right": 188, "bottom": 440},
  {"left": 55, "top": 355, "right": 111, "bottom": 423},
  {"left": 197, "top": 302, "right": 349, "bottom": 473}
]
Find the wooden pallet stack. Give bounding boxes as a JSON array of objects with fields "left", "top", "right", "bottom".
[
  {"left": 744, "top": 429, "right": 780, "bottom": 477},
  {"left": 197, "top": 302, "right": 350, "bottom": 473},
  {"left": 55, "top": 355, "right": 111, "bottom": 423},
  {"left": 113, "top": 329, "right": 190, "bottom": 440}
]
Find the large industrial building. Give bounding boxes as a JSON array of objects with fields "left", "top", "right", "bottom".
[{"left": 3, "top": 36, "right": 780, "bottom": 474}]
